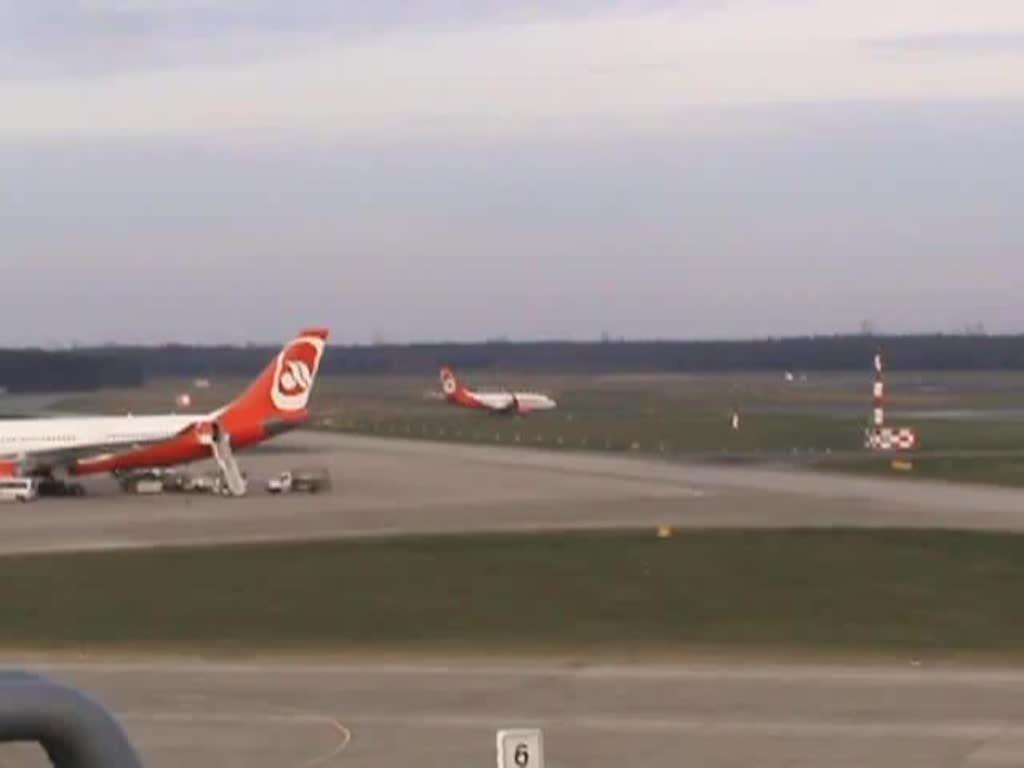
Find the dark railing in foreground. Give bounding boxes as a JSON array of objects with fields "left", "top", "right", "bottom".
[{"left": 0, "top": 670, "right": 143, "bottom": 768}]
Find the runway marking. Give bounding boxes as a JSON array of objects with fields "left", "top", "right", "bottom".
[
  {"left": 32, "top": 658, "right": 1024, "bottom": 686},
  {"left": 339, "top": 712, "right": 1011, "bottom": 739},
  {"left": 299, "top": 718, "right": 351, "bottom": 768},
  {"left": 0, "top": 514, "right": 716, "bottom": 557},
  {"left": 956, "top": 721, "right": 1013, "bottom": 768},
  {"left": 120, "top": 711, "right": 352, "bottom": 767},
  {"left": 115, "top": 707, "right": 1019, "bottom": 756}
]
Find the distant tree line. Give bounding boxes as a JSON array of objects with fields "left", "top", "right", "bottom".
[
  {"left": 4, "top": 335, "right": 1024, "bottom": 393},
  {"left": 0, "top": 350, "right": 143, "bottom": 394}
]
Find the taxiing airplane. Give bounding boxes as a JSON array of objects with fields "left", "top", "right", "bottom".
[
  {"left": 439, "top": 367, "right": 556, "bottom": 415},
  {"left": 0, "top": 328, "right": 329, "bottom": 496}
]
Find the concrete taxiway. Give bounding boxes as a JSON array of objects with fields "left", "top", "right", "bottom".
[
  {"left": 4, "top": 656, "right": 1024, "bottom": 768},
  {"left": 1, "top": 432, "right": 1024, "bottom": 555}
]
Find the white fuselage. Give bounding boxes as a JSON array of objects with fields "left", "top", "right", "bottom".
[
  {"left": 0, "top": 414, "right": 197, "bottom": 456},
  {"left": 474, "top": 391, "right": 557, "bottom": 412}
]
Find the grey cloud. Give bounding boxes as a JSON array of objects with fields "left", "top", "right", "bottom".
[
  {"left": 0, "top": 0, "right": 682, "bottom": 78},
  {"left": 1, "top": 101, "right": 1023, "bottom": 344}
]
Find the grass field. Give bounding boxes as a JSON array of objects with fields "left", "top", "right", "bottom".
[
  {"left": 7, "top": 529, "right": 1024, "bottom": 656},
  {"left": 49, "top": 371, "right": 1024, "bottom": 485}
]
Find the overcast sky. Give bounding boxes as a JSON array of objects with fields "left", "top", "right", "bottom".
[{"left": 2, "top": 0, "right": 1023, "bottom": 346}]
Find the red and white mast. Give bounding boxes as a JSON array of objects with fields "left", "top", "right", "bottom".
[
  {"left": 865, "top": 349, "right": 917, "bottom": 452},
  {"left": 872, "top": 351, "right": 885, "bottom": 429}
]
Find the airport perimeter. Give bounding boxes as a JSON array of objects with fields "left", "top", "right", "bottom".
[{"left": 5, "top": 431, "right": 1024, "bottom": 766}]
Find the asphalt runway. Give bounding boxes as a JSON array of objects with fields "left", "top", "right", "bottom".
[
  {"left": 2, "top": 432, "right": 1024, "bottom": 555},
  {"left": 3, "top": 656, "right": 1024, "bottom": 767}
]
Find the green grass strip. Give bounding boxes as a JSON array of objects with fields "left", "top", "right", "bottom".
[{"left": 6, "top": 529, "right": 1024, "bottom": 656}]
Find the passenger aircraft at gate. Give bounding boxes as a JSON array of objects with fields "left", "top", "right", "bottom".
[{"left": 0, "top": 328, "right": 328, "bottom": 496}]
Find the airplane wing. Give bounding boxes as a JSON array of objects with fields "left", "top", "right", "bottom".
[
  {"left": 476, "top": 392, "right": 517, "bottom": 412},
  {"left": 1, "top": 426, "right": 197, "bottom": 475},
  {"left": 500, "top": 394, "right": 519, "bottom": 414}
]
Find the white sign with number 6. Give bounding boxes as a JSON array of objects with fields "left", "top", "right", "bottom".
[{"left": 496, "top": 728, "right": 544, "bottom": 768}]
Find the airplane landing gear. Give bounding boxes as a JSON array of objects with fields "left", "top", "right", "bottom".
[{"left": 36, "top": 476, "right": 86, "bottom": 497}]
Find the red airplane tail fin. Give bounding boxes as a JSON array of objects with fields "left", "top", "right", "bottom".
[{"left": 218, "top": 328, "right": 329, "bottom": 435}]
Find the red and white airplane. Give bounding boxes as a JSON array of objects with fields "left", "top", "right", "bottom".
[
  {"left": 439, "top": 367, "right": 556, "bottom": 415},
  {"left": 0, "top": 328, "right": 329, "bottom": 496}
]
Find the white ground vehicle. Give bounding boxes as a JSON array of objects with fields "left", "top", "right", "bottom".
[
  {"left": 0, "top": 477, "right": 38, "bottom": 503},
  {"left": 119, "top": 468, "right": 174, "bottom": 494},
  {"left": 133, "top": 478, "right": 165, "bottom": 495},
  {"left": 184, "top": 474, "right": 237, "bottom": 495},
  {"left": 183, "top": 474, "right": 218, "bottom": 493},
  {"left": 266, "top": 467, "right": 330, "bottom": 494}
]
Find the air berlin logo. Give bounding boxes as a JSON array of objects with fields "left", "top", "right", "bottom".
[
  {"left": 272, "top": 337, "right": 324, "bottom": 412},
  {"left": 441, "top": 372, "right": 457, "bottom": 395},
  {"left": 280, "top": 360, "right": 313, "bottom": 395}
]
